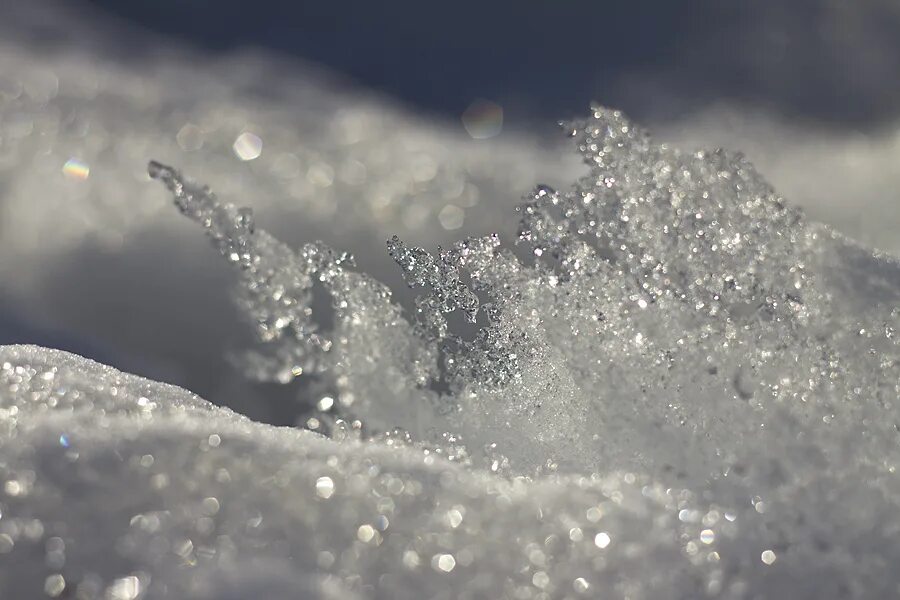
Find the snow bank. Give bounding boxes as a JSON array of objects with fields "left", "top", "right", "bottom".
[{"left": 2, "top": 106, "right": 899, "bottom": 598}]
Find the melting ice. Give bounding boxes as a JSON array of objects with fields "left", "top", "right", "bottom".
[{"left": 2, "top": 107, "right": 899, "bottom": 599}]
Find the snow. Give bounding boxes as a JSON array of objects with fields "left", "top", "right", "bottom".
[
  {"left": 3, "top": 104, "right": 900, "bottom": 598},
  {"left": 2, "top": 2, "right": 900, "bottom": 597}
]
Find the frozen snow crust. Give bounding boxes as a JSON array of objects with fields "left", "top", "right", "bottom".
[{"left": 2, "top": 108, "right": 900, "bottom": 599}]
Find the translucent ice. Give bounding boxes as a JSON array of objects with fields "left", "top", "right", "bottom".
[{"left": 3, "top": 107, "right": 900, "bottom": 599}]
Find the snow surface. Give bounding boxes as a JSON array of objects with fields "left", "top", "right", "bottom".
[
  {"left": 2, "top": 3, "right": 900, "bottom": 598},
  {"left": 2, "top": 106, "right": 900, "bottom": 598}
]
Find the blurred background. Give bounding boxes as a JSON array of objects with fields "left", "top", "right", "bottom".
[{"left": 1, "top": 0, "right": 898, "bottom": 424}]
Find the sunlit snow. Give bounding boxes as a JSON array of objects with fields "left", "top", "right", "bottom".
[{"left": 2, "top": 105, "right": 899, "bottom": 598}]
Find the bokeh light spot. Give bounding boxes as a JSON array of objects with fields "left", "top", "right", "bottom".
[
  {"left": 233, "top": 132, "right": 263, "bottom": 161},
  {"left": 176, "top": 123, "right": 204, "bottom": 151},
  {"left": 438, "top": 204, "right": 464, "bottom": 230},
  {"left": 461, "top": 99, "right": 503, "bottom": 139},
  {"left": 62, "top": 158, "right": 90, "bottom": 180}
]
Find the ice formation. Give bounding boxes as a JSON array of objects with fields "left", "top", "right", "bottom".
[
  {"left": 2, "top": 107, "right": 900, "bottom": 599},
  {"left": 0, "top": 19, "right": 578, "bottom": 417}
]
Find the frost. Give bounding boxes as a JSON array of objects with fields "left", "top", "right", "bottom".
[{"left": 3, "top": 106, "right": 900, "bottom": 598}]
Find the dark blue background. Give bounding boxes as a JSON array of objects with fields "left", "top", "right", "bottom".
[{"left": 69, "top": 0, "right": 900, "bottom": 129}]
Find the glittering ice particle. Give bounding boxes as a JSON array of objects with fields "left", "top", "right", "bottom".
[
  {"left": 316, "top": 476, "right": 335, "bottom": 499},
  {"left": 43, "top": 574, "right": 65, "bottom": 597},
  {"left": 106, "top": 576, "right": 141, "bottom": 600},
  {"left": 761, "top": 550, "right": 777, "bottom": 565},
  {"left": 594, "top": 532, "right": 611, "bottom": 549},
  {"left": 402, "top": 550, "right": 421, "bottom": 569},
  {"left": 357, "top": 524, "right": 376, "bottom": 543},
  {"left": 432, "top": 553, "right": 456, "bottom": 572},
  {"left": 461, "top": 99, "right": 503, "bottom": 139},
  {"left": 446, "top": 507, "right": 464, "bottom": 528},
  {"left": 233, "top": 131, "right": 263, "bottom": 161}
]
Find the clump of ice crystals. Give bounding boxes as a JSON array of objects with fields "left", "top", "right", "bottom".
[{"left": 2, "top": 106, "right": 900, "bottom": 598}]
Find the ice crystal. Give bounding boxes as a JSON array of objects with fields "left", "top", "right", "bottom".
[
  {"left": 149, "top": 106, "right": 899, "bottom": 479},
  {"left": 148, "top": 159, "right": 349, "bottom": 381},
  {"left": 386, "top": 235, "right": 480, "bottom": 332},
  {"left": 147, "top": 162, "right": 439, "bottom": 432}
]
